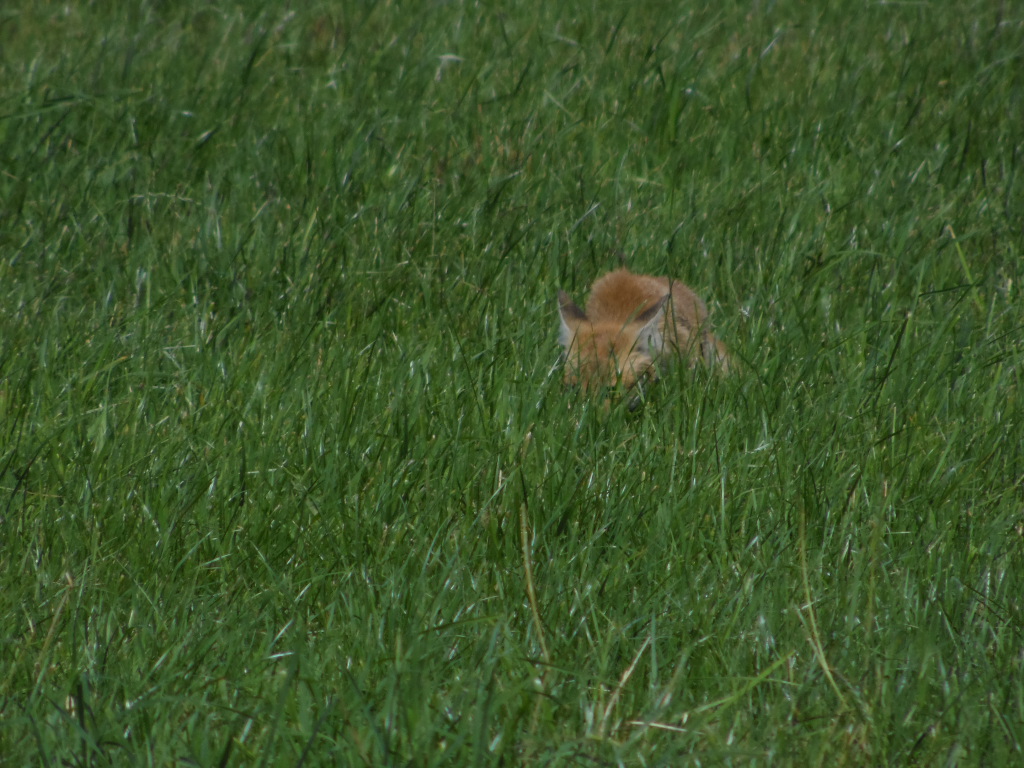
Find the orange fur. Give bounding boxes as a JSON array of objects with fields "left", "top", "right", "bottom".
[{"left": 558, "top": 268, "right": 729, "bottom": 393}]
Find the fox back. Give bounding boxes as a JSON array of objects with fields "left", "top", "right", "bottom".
[{"left": 558, "top": 268, "right": 729, "bottom": 393}]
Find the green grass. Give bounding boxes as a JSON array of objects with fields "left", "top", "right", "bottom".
[{"left": 1, "top": 1, "right": 1022, "bottom": 765}]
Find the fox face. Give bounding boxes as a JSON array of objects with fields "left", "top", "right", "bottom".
[
  {"left": 558, "top": 268, "right": 729, "bottom": 398},
  {"left": 558, "top": 290, "right": 667, "bottom": 392}
]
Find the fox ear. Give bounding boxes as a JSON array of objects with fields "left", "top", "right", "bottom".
[
  {"left": 634, "top": 295, "right": 669, "bottom": 354},
  {"left": 558, "top": 290, "right": 587, "bottom": 350}
]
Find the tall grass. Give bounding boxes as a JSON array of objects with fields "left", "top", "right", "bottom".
[{"left": 1, "top": 1, "right": 1022, "bottom": 764}]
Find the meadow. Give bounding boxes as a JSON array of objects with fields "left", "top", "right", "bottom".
[{"left": 1, "top": 1, "right": 1022, "bottom": 764}]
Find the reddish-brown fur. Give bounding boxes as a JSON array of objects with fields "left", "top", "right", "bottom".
[{"left": 558, "top": 268, "right": 729, "bottom": 393}]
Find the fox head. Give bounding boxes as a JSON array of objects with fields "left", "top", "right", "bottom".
[{"left": 557, "top": 290, "right": 669, "bottom": 394}]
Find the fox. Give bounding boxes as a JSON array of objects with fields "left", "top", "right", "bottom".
[{"left": 557, "top": 268, "right": 729, "bottom": 401}]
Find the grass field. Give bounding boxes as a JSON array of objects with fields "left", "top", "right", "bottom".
[{"left": 2, "top": 1, "right": 1022, "bottom": 765}]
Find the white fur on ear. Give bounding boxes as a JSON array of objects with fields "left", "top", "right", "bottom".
[
  {"left": 557, "top": 290, "right": 587, "bottom": 350},
  {"left": 634, "top": 295, "right": 668, "bottom": 355}
]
